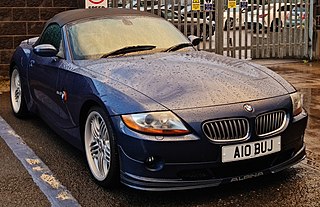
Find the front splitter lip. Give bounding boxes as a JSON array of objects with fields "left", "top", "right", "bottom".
[{"left": 120, "top": 144, "right": 306, "bottom": 191}]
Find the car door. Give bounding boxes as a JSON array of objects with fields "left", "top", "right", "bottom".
[{"left": 29, "top": 23, "right": 63, "bottom": 124}]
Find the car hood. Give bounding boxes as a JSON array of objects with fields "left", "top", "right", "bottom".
[{"left": 75, "top": 51, "right": 294, "bottom": 110}]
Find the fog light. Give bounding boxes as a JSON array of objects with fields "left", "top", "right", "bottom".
[{"left": 144, "top": 156, "right": 164, "bottom": 171}]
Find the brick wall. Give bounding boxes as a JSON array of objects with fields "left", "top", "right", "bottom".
[{"left": 0, "top": 0, "right": 82, "bottom": 77}]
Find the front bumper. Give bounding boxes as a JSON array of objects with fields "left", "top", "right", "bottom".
[
  {"left": 113, "top": 107, "right": 308, "bottom": 191},
  {"left": 120, "top": 144, "right": 306, "bottom": 191}
]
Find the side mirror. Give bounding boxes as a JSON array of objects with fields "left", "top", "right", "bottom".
[
  {"left": 33, "top": 44, "right": 58, "bottom": 57},
  {"left": 188, "top": 35, "right": 201, "bottom": 46}
]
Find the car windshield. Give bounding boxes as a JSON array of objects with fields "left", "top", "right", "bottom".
[{"left": 67, "top": 16, "right": 190, "bottom": 60}]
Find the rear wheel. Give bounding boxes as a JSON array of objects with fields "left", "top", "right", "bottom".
[
  {"left": 10, "top": 66, "right": 28, "bottom": 118},
  {"left": 84, "top": 106, "right": 119, "bottom": 187}
]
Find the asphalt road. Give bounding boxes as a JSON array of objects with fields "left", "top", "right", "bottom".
[
  {"left": 0, "top": 138, "right": 50, "bottom": 206},
  {"left": 1, "top": 61, "right": 320, "bottom": 206}
]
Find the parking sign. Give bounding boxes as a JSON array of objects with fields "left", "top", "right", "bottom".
[
  {"left": 228, "top": 0, "right": 236, "bottom": 9},
  {"left": 240, "top": 0, "right": 248, "bottom": 9},
  {"left": 204, "top": 0, "right": 213, "bottom": 11},
  {"left": 192, "top": 0, "right": 200, "bottom": 11}
]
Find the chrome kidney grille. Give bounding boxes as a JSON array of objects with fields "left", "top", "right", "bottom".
[
  {"left": 202, "top": 110, "right": 287, "bottom": 142},
  {"left": 255, "top": 110, "right": 287, "bottom": 137},
  {"left": 202, "top": 118, "right": 249, "bottom": 142}
]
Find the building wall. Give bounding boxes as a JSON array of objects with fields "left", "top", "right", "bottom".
[{"left": 0, "top": 0, "right": 81, "bottom": 77}]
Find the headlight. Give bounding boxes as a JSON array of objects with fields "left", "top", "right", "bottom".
[
  {"left": 290, "top": 92, "right": 303, "bottom": 116},
  {"left": 121, "top": 111, "right": 190, "bottom": 135}
]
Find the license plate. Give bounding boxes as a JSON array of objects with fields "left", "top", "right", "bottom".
[{"left": 222, "top": 136, "right": 281, "bottom": 163}]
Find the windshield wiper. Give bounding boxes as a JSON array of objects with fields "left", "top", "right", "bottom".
[
  {"left": 100, "top": 45, "right": 156, "bottom": 58},
  {"left": 163, "top": 42, "right": 193, "bottom": 52}
]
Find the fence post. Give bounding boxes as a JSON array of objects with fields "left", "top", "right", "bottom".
[
  {"left": 309, "top": 0, "right": 314, "bottom": 60},
  {"left": 215, "top": 0, "right": 224, "bottom": 55},
  {"left": 112, "top": 0, "right": 117, "bottom": 7}
]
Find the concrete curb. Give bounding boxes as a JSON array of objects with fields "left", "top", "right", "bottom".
[{"left": 0, "top": 116, "right": 81, "bottom": 207}]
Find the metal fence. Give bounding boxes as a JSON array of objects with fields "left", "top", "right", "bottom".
[{"left": 109, "top": 0, "right": 311, "bottom": 59}]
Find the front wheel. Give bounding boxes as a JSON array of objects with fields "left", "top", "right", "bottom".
[
  {"left": 10, "top": 66, "right": 28, "bottom": 118},
  {"left": 84, "top": 106, "right": 119, "bottom": 187}
]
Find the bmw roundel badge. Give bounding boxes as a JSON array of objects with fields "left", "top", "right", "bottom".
[{"left": 243, "top": 104, "right": 254, "bottom": 112}]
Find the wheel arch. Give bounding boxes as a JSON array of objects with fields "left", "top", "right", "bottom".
[
  {"left": 10, "top": 46, "right": 31, "bottom": 77},
  {"left": 9, "top": 61, "right": 16, "bottom": 76},
  {"left": 224, "top": 17, "right": 234, "bottom": 30},
  {"left": 79, "top": 100, "right": 101, "bottom": 140},
  {"left": 271, "top": 18, "right": 283, "bottom": 26},
  {"left": 9, "top": 57, "right": 35, "bottom": 113},
  {"left": 9, "top": 60, "right": 26, "bottom": 80},
  {"left": 270, "top": 18, "right": 283, "bottom": 32},
  {"left": 79, "top": 99, "right": 115, "bottom": 147}
]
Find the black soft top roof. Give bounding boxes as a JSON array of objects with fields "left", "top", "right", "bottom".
[{"left": 46, "top": 8, "right": 159, "bottom": 27}]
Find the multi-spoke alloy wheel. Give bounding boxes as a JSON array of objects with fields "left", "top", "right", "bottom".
[
  {"left": 84, "top": 107, "right": 118, "bottom": 187},
  {"left": 10, "top": 67, "right": 28, "bottom": 117}
]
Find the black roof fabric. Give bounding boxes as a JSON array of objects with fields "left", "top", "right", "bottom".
[{"left": 46, "top": 8, "right": 159, "bottom": 27}]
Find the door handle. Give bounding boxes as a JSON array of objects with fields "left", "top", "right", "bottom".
[{"left": 29, "top": 60, "right": 35, "bottom": 67}]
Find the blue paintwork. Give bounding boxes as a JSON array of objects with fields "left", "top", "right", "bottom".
[{"left": 10, "top": 12, "right": 308, "bottom": 191}]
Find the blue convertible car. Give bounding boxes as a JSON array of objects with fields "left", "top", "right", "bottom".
[{"left": 10, "top": 8, "right": 308, "bottom": 191}]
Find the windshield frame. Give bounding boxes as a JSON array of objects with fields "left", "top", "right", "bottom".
[{"left": 65, "top": 15, "right": 191, "bottom": 60}]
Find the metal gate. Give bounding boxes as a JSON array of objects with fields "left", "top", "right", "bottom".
[{"left": 109, "top": 0, "right": 312, "bottom": 59}]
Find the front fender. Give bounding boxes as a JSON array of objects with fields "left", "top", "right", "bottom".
[{"left": 10, "top": 46, "right": 34, "bottom": 111}]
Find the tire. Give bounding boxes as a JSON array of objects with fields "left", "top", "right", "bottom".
[
  {"left": 246, "top": 22, "right": 251, "bottom": 30},
  {"left": 10, "top": 66, "right": 28, "bottom": 118},
  {"left": 224, "top": 20, "right": 228, "bottom": 31},
  {"left": 224, "top": 18, "right": 233, "bottom": 31},
  {"left": 200, "top": 24, "right": 210, "bottom": 40},
  {"left": 253, "top": 28, "right": 257, "bottom": 33},
  {"left": 270, "top": 19, "right": 282, "bottom": 32},
  {"left": 252, "top": 23, "right": 262, "bottom": 33},
  {"left": 84, "top": 106, "right": 119, "bottom": 187}
]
